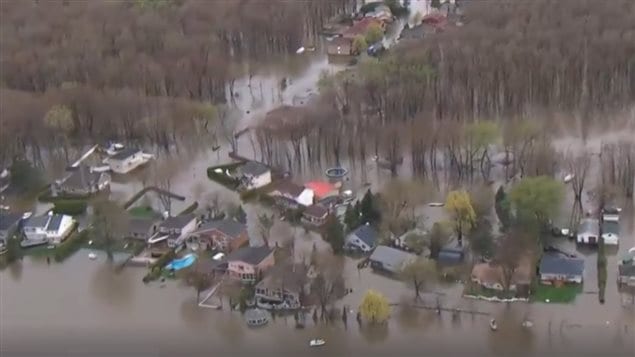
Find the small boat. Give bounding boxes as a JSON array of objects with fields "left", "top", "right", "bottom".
[
  {"left": 296, "top": 46, "right": 306, "bottom": 54},
  {"left": 428, "top": 202, "right": 445, "bottom": 207},
  {"left": 88, "top": 252, "right": 97, "bottom": 260},
  {"left": 22, "top": 211, "right": 33, "bottom": 220},
  {"left": 489, "top": 319, "right": 498, "bottom": 331},
  {"left": 563, "top": 173, "right": 575, "bottom": 183},
  {"left": 309, "top": 339, "right": 325, "bottom": 347},
  {"left": 522, "top": 320, "right": 534, "bottom": 328}
]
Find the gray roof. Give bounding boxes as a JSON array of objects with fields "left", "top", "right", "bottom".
[
  {"left": 619, "top": 263, "right": 635, "bottom": 277},
  {"left": 370, "top": 245, "right": 416, "bottom": 270},
  {"left": 239, "top": 161, "right": 269, "bottom": 177},
  {"left": 160, "top": 214, "right": 196, "bottom": 230},
  {"left": 273, "top": 181, "right": 305, "bottom": 197},
  {"left": 61, "top": 166, "right": 104, "bottom": 189},
  {"left": 227, "top": 245, "right": 273, "bottom": 265},
  {"left": 438, "top": 247, "right": 464, "bottom": 265},
  {"left": 602, "top": 221, "right": 619, "bottom": 235},
  {"left": 24, "top": 215, "right": 50, "bottom": 229},
  {"left": 47, "top": 214, "right": 63, "bottom": 231},
  {"left": 128, "top": 218, "right": 157, "bottom": 236},
  {"left": 539, "top": 253, "right": 585, "bottom": 276},
  {"left": 195, "top": 219, "right": 246, "bottom": 238},
  {"left": 110, "top": 148, "right": 141, "bottom": 161},
  {"left": 0, "top": 213, "right": 23, "bottom": 231},
  {"left": 303, "top": 204, "right": 329, "bottom": 218},
  {"left": 578, "top": 218, "right": 599, "bottom": 235},
  {"left": 351, "top": 225, "right": 377, "bottom": 247}
]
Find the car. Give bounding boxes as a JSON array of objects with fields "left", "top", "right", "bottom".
[{"left": 367, "top": 42, "right": 385, "bottom": 57}]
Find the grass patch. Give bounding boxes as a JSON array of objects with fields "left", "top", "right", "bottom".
[
  {"left": 531, "top": 283, "right": 582, "bottom": 304},
  {"left": 52, "top": 199, "right": 88, "bottom": 215},
  {"left": 206, "top": 163, "right": 242, "bottom": 190},
  {"left": 128, "top": 205, "right": 158, "bottom": 218}
]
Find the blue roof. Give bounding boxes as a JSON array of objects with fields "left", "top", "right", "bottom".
[
  {"left": 351, "top": 225, "right": 377, "bottom": 246},
  {"left": 438, "top": 249, "right": 464, "bottom": 265},
  {"left": 539, "top": 253, "right": 584, "bottom": 276}
]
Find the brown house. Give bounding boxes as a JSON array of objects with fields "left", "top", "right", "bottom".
[
  {"left": 302, "top": 204, "right": 329, "bottom": 226},
  {"left": 190, "top": 219, "right": 248, "bottom": 252}
]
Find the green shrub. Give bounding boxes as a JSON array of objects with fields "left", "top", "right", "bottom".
[{"left": 53, "top": 200, "right": 87, "bottom": 216}]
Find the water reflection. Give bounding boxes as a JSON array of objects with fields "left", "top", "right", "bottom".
[
  {"left": 488, "top": 307, "right": 535, "bottom": 357},
  {"left": 179, "top": 298, "right": 209, "bottom": 330},
  {"left": 359, "top": 323, "right": 389, "bottom": 344},
  {"left": 7, "top": 260, "right": 23, "bottom": 282}
]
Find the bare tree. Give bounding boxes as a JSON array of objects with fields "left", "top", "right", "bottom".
[
  {"left": 92, "top": 198, "right": 129, "bottom": 261},
  {"left": 311, "top": 253, "right": 345, "bottom": 320},
  {"left": 400, "top": 258, "right": 437, "bottom": 301}
]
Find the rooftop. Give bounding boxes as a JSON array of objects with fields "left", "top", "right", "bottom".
[
  {"left": 47, "top": 214, "right": 64, "bottom": 231},
  {"left": 239, "top": 161, "right": 270, "bottom": 177},
  {"left": 272, "top": 180, "right": 306, "bottom": 197},
  {"left": 303, "top": 204, "right": 329, "bottom": 218},
  {"left": 24, "top": 215, "right": 50, "bottom": 229},
  {"left": 370, "top": 245, "right": 416, "bottom": 271},
  {"left": 227, "top": 245, "right": 273, "bottom": 266},
  {"left": 110, "top": 148, "right": 141, "bottom": 161},
  {"left": 128, "top": 217, "right": 158, "bottom": 237},
  {"left": 305, "top": 181, "right": 336, "bottom": 198},
  {"left": 539, "top": 253, "right": 585, "bottom": 276},
  {"left": 578, "top": 218, "right": 599, "bottom": 235},
  {"left": 350, "top": 224, "right": 378, "bottom": 247},
  {"left": 61, "top": 166, "right": 104, "bottom": 189},
  {"left": 472, "top": 256, "right": 532, "bottom": 286},
  {"left": 195, "top": 219, "right": 246, "bottom": 238},
  {"left": 160, "top": 214, "right": 196, "bottom": 230}
]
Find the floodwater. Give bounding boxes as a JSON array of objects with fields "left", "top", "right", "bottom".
[{"left": 4, "top": 3, "right": 635, "bottom": 355}]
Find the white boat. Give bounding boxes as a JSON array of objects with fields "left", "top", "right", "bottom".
[
  {"left": 309, "top": 339, "right": 325, "bottom": 347},
  {"left": 88, "top": 252, "right": 97, "bottom": 260},
  {"left": 563, "top": 173, "right": 575, "bottom": 183},
  {"left": 489, "top": 319, "right": 498, "bottom": 331},
  {"left": 522, "top": 320, "right": 534, "bottom": 328},
  {"left": 91, "top": 165, "right": 111, "bottom": 173},
  {"left": 428, "top": 202, "right": 444, "bottom": 207},
  {"left": 296, "top": 46, "right": 305, "bottom": 54}
]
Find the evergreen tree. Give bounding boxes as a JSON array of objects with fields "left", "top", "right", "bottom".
[
  {"left": 494, "top": 186, "right": 511, "bottom": 231},
  {"left": 323, "top": 215, "right": 345, "bottom": 255},
  {"left": 360, "top": 189, "right": 381, "bottom": 225},
  {"left": 344, "top": 204, "right": 360, "bottom": 231}
]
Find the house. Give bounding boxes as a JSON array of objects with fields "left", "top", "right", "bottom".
[
  {"left": 369, "top": 245, "right": 417, "bottom": 274},
  {"left": 302, "top": 204, "right": 329, "bottom": 226},
  {"left": 269, "top": 181, "right": 314, "bottom": 207},
  {"left": 471, "top": 256, "right": 532, "bottom": 293},
  {"left": 53, "top": 166, "right": 110, "bottom": 197},
  {"left": 618, "top": 263, "right": 635, "bottom": 287},
  {"left": 327, "top": 37, "right": 353, "bottom": 56},
  {"left": 576, "top": 218, "right": 599, "bottom": 245},
  {"left": 159, "top": 214, "right": 198, "bottom": 248},
  {"left": 238, "top": 161, "right": 272, "bottom": 190},
  {"left": 107, "top": 148, "right": 148, "bottom": 174},
  {"left": 539, "top": 253, "right": 585, "bottom": 284},
  {"left": 22, "top": 213, "right": 75, "bottom": 247},
  {"left": 190, "top": 219, "right": 248, "bottom": 252},
  {"left": 255, "top": 262, "right": 309, "bottom": 309},
  {"left": 438, "top": 246, "right": 465, "bottom": 266},
  {"left": 226, "top": 245, "right": 275, "bottom": 282},
  {"left": 126, "top": 218, "right": 159, "bottom": 242},
  {"left": 344, "top": 224, "right": 377, "bottom": 253},
  {"left": 364, "top": 4, "right": 393, "bottom": 23},
  {"left": 394, "top": 228, "right": 427, "bottom": 253},
  {"left": 305, "top": 181, "right": 338, "bottom": 200},
  {"left": 0, "top": 212, "right": 23, "bottom": 249}
]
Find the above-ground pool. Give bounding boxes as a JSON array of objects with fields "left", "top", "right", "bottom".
[{"left": 165, "top": 254, "right": 197, "bottom": 271}]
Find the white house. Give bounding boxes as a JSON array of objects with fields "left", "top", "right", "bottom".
[
  {"left": 159, "top": 214, "right": 198, "bottom": 248},
  {"left": 269, "top": 181, "right": 314, "bottom": 207},
  {"left": 576, "top": 218, "right": 599, "bottom": 245},
  {"left": 601, "top": 207, "right": 620, "bottom": 245},
  {"left": 344, "top": 224, "right": 378, "bottom": 253},
  {"left": 107, "top": 148, "right": 150, "bottom": 174},
  {"left": 22, "top": 213, "right": 75, "bottom": 247},
  {"left": 238, "top": 161, "right": 272, "bottom": 190}
]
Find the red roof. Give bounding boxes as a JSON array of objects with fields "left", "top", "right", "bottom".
[{"left": 305, "top": 181, "right": 337, "bottom": 199}]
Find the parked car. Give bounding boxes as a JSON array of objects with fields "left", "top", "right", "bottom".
[{"left": 367, "top": 42, "right": 385, "bottom": 57}]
